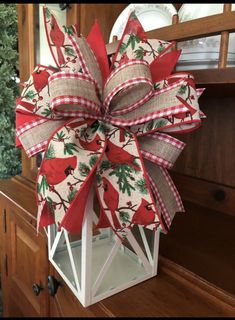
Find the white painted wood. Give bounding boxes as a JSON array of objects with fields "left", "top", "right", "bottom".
[
  {"left": 64, "top": 229, "right": 81, "bottom": 293},
  {"left": 46, "top": 183, "right": 160, "bottom": 307},
  {"left": 152, "top": 229, "right": 160, "bottom": 276},
  {"left": 49, "top": 228, "right": 63, "bottom": 259},
  {"left": 127, "top": 232, "right": 152, "bottom": 274},
  {"left": 138, "top": 225, "right": 153, "bottom": 265},
  {"left": 43, "top": 227, "right": 48, "bottom": 237},
  {"left": 81, "top": 186, "right": 94, "bottom": 307},
  {"left": 47, "top": 226, "right": 50, "bottom": 257},
  {"left": 92, "top": 237, "right": 122, "bottom": 297},
  {"left": 49, "top": 257, "right": 82, "bottom": 302},
  {"left": 91, "top": 273, "right": 153, "bottom": 305}
]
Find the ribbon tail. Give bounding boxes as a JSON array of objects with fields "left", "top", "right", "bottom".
[
  {"left": 36, "top": 120, "right": 107, "bottom": 235},
  {"left": 87, "top": 19, "right": 110, "bottom": 83},
  {"left": 144, "top": 159, "right": 185, "bottom": 230},
  {"left": 95, "top": 127, "right": 166, "bottom": 239},
  {"left": 150, "top": 49, "right": 182, "bottom": 83},
  {"left": 38, "top": 200, "right": 56, "bottom": 229},
  {"left": 95, "top": 206, "right": 113, "bottom": 230},
  {"left": 59, "top": 170, "right": 95, "bottom": 233}
]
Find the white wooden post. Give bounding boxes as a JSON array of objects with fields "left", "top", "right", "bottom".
[{"left": 81, "top": 185, "right": 94, "bottom": 307}]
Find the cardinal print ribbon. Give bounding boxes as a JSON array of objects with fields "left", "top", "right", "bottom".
[{"left": 15, "top": 8, "right": 205, "bottom": 239}]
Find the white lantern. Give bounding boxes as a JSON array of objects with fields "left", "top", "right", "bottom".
[{"left": 45, "top": 184, "right": 160, "bottom": 307}]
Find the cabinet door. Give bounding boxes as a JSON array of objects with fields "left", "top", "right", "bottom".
[
  {"left": 0, "top": 197, "right": 9, "bottom": 315},
  {"left": 48, "top": 268, "right": 107, "bottom": 317},
  {"left": 5, "top": 203, "right": 49, "bottom": 317}
]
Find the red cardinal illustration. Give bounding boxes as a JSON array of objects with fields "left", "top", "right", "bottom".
[
  {"left": 39, "top": 200, "right": 55, "bottom": 227},
  {"left": 41, "top": 156, "right": 77, "bottom": 185},
  {"left": 105, "top": 140, "right": 140, "bottom": 171},
  {"left": 32, "top": 69, "right": 50, "bottom": 93},
  {"left": 131, "top": 198, "right": 155, "bottom": 226},
  {"left": 119, "top": 52, "right": 129, "bottom": 65},
  {"left": 78, "top": 134, "right": 103, "bottom": 152},
  {"left": 50, "top": 15, "right": 65, "bottom": 66},
  {"left": 67, "top": 119, "right": 96, "bottom": 129},
  {"left": 127, "top": 15, "right": 147, "bottom": 41},
  {"left": 174, "top": 111, "right": 192, "bottom": 122},
  {"left": 102, "top": 177, "right": 122, "bottom": 229}
]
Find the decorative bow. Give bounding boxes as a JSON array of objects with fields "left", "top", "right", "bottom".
[{"left": 15, "top": 8, "right": 205, "bottom": 239}]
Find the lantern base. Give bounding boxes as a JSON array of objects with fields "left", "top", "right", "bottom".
[{"left": 48, "top": 228, "right": 160, "bottom": 307}]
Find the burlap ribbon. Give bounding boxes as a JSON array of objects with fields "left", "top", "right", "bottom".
[{"left": 15, "top": 8, "right": 204, "bottom": 239}]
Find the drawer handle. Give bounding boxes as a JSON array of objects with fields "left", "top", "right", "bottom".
[
  {"left": 47, "top": 275, "right": 61, "bottom": 296},
  {"left": 213, "top": 189, "right": 226, "bottom": 202},
  {"left": 32, "top": 283, "right": 44, "bottom": 296}
]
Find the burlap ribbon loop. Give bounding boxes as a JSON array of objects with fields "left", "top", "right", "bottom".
[
  {"left": 49, "top": 71, "right": 102, "bottom": 116},
  {"left": 103, "top": 60, "right": 153, "bottom": 115}
]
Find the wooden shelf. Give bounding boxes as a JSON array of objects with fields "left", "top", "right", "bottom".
[
  {"left": 146, "top": 11, "right": 235, "bottom": 42},
  {"left": 106, "top": 9, "right": 235, "bottom": 88},
  {"left": 188, "top": 67, "right": 235, "bottom": 85},
  {"left": 188, "top": 67, "right": 235, "bottom": 96}
]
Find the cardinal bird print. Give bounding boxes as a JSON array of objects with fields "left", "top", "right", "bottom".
[
  {"left": 102, "top": 177, "right": 122, "bottom": 230},
  {"left": 95, "top": 124, "right": 162, "bottom": 236},
  {"left": 40, "top": 156, "right": 77, "bottom": 186},
  {"left": 131, "top": 198, "right": 155, "bottom": 227},
  {"left": 50, "top": 15, "right": 66, "bottom": 66},
  {"left": 105, "top": 140, "right": 140, "bottom": 172},
  {"left": 32, "top": 68, "right": 50, "bottom": 93},
  {"left": 78, "top": 134, "right": 103, "bottom": 153},
  {"left": 37, "top": 121, "right": 107, "bottom": 226}
]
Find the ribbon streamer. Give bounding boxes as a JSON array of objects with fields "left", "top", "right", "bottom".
[{"left": 16, "top": 8, "right": 204, "bottom": 239}]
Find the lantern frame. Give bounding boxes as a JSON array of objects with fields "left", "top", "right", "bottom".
[{"left": 44, "top": 186, "right": 160, "bottom": 307}]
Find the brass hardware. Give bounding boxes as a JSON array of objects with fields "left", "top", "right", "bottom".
[
  {"left": 32, "top": 283, "right": 44, "bottom": 296},
  {"left": 48, "top": 275, "right": 61, "bottom": 296}
]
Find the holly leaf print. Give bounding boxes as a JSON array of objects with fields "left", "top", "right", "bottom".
[
  {"left": 126, "top": 34, "right": 141, "bottom": 50},
  {"left": 119, "top": 211, "right": 130, "bottom": 223},
  {"left": 96, "top": 173, "right": 102, "bottom": 185},
  {"left": 64, "top": 47, "right": 75, "bottom": 56},
  {"left": 178, "top": 85, "right": 187, "bottom": 95},
  {"left": 38, "top": 175, "right": 49, "bottom": 195},
  {"left": 78, "top": 162, "right": 90, "bottom": 177},
  {"left": 47, "top": 196, "right": 55, "bottom": 214},
  {"left": 64, "top": 143, "right": 78, "bottom": 155},
  {"left": 135, "top": 177, "right": 148, "bottom": 195},
  {"left": 25, "top": 90, "right": 36, "bottom": 100},
  {"left": 154, "top": 119, "right": 168, "bottom": 129},
  {"left": 68, "top": 188, "right": 77, "bottom": 203},
  {"left": 63, "top": 25, "right": 74, "bottom": 35},
  {"left": 56, "top": 131, "right": 66, "bottom": 140},
  {"left": 154, "top": 83, "right": 161, "bottom": 90},
  {"left": 45, "top": 144, "right": 55, "bottom": 159},
  {"left": 109, "top": 164, "right": 136, "bottom": 196},
  {"left": 146, "top": 120, "right": 154, "bottom": 131},
  {"left": 134, "top": 46, "right": 145, "bottom": 59},
  {"left": 41, "top": 107, "right": 52, "bottom": 118},
  {"left": 100, "top": 160, "right": 112, "bottom": 171},
  {"left": 119, "top": 42, "right": 127, "bottom": 55},
  {"left": 89, "top": 155, "right": 98, "bottom": 168},
  {"left": 45, "top": 7, "right": 51, "bottom": 20},
  {"left": 157, "top": 46, "right": 164, "bottom": 53}
]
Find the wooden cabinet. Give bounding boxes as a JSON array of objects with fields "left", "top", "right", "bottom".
[
  {"left": 0, "top": 184, "right": 49, "bottom": 317},
  {"left": 0, "top": 3, "right": 235, "bottom": 317}
]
